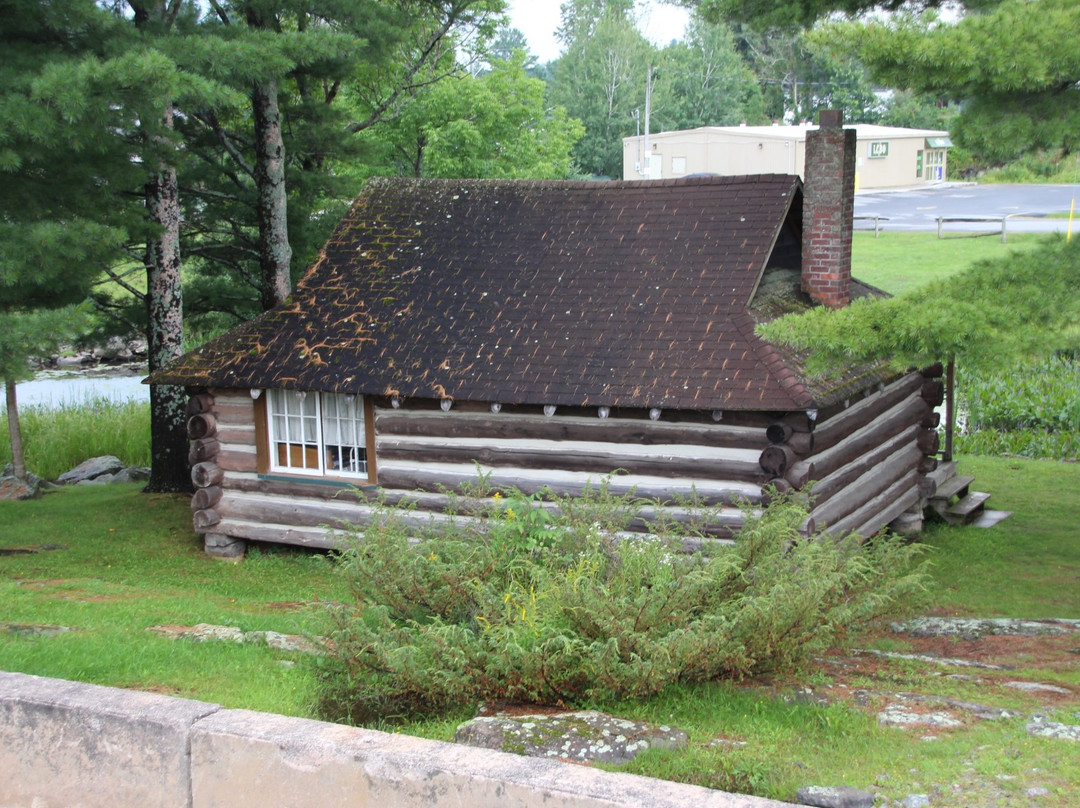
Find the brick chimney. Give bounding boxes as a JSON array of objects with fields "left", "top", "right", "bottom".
[{"left": 802, "top": 109, "right": 856, "bottom": 308}]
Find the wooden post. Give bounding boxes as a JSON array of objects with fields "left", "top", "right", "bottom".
[
  {"left": 944, "top": 357, "right": 955, "bottom": 462},
  {"left": 937, "top": 216, "right": 943, "bottom": 239},
  {"left": 1001, "top": 215, "right": 1008, "bottom": 244}
]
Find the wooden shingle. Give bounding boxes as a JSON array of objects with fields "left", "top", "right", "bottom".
[{"left": 151, "top": 175, "right": 880, "bottom": 411}]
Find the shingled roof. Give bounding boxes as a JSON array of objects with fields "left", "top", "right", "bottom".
[{"left": 151, "top": 174, "right": 875, "bottom": 411}]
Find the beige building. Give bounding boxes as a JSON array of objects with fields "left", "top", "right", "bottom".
[{"left": 622, "top": 124, "right": 952, "bottom": 190}]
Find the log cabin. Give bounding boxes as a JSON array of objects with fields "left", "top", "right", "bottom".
[{"left": 149, "top": 110, "right": 944, "bottom": 558}]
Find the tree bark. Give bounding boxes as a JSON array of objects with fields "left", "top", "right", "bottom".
[
  {"left": 252, "top": 78, "right": 292, "bottom": 310},
  {"left": 144, "top": 150, "right": 191, "bottom": 493},
  {"left": 5, "top": 377, "right": 26, "bottom": 481}
]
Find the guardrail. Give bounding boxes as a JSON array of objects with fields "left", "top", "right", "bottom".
[
  {"left": 936, "top": 216, "right": 1010, "bottom": 243},
  {"left": 853, "top": 215, "right": 888, "bottom": 238}
]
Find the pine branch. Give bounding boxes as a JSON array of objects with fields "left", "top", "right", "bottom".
[{"left": 193, "top": 111, "right": 255, "bottom": 178}]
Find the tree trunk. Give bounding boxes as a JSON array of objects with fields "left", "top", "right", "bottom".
[
  {"left": 252, "top": 78, "right": 292, "bottom": 310},
  {"left": 5, "top": 377, "right": 26, "bottom": 481},
  {"left": 144, "top": 149, "right": 191, "bottom": 493}
]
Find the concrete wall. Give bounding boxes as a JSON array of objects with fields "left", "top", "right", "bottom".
[{"left": 1, "top": 671, "right": 795, "bottom": 808}]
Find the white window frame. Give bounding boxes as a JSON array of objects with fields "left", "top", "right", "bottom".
[{"left": 266, "top": 390, "right": 368, "bottom": 480}]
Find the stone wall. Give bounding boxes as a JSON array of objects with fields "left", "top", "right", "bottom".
[{"left": 0, "top": 671, "right": 795, "bottom": 808}]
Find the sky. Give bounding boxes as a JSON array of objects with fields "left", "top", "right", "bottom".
[{"left": 505, "top": 1, "right": 691, "bottom": 64}]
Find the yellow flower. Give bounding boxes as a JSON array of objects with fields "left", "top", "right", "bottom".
[
  {"left": 506, "top": 508, "right": 516, "bottom": 520},
  {"left": 427, "top": 551, "right": 438, "bottom": 562},
  {"left": 493, "top": 492, "right": 502, "bottom": 501}
]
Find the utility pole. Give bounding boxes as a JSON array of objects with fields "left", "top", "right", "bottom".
[{"left": 643, "top": 64, "right": 653, "bottom": 178}]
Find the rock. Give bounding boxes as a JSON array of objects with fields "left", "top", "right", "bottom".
[
  {"left": 57, "top": 456, "right": 125, "bottom": 485},
  {"left": 893, "top": 617, "right": 1080, "bottom": 640},
  {"left": 0, "top": 475, "right": 41, "bottom": 501},
  {"left": 1, "top": 623, "right": 75, "bottom": 637},
  {"left": 1026, "top": 787, "right": 1050, "bottom": 797},
  {"left": 77, "top": 473, "right": 116, "bottom": 485},
  {"left": 1026, "top": 721, "right": 1080, "bottom": 741},
  {"left": 855, "top": 649, "right": 1005, "bottom": 670},
  {"left": 204, "top": 533, "right": 246, "bottom": 559},
  {"left": 455, "top": 710, "right": 688, "bottom": 765},
  {"left": 901, "top": 795, "right": 931, "bottom": 808},
  {"left": 146, "top": 623, "right": 320, "bottom": 654},
  {"left": 1003, "top": 681, "right": 1071, "bottom": 695},
  {"left": 795, "top": 785, "right": 875, "bottom": 808},
  {"left": 878, "top": 705, "right": 962, "bottom": 729}
]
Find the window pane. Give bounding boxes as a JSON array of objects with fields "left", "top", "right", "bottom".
[{"left": 322, "top": 393, "right": 366, "bottom": 476}]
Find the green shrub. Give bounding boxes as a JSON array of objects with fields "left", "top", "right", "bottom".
[
  {"left": 316, "top": 489, "right": 927, "bottom": 724},
  {"left": 980, "top": 150, "right": 1080, "bottom": 184},
  {"left": 957, "top": 354, "right": 1080, "bottom": 459}
]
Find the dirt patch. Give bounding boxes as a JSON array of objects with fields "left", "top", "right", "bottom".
[
  {"left": 264, "top": 601, "right": 314, "bottom": 612},
  {"left": 796, "top": 626, "right": 1080, "bottom": 729},
  {"left": 15, "top": 578, "right": 132, "bottom": 602}
]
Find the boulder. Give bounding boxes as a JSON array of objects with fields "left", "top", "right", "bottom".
[
  {"left": 795, "top": 785, "right": 875, "bottom": 808},
  {"left": 455, "top": 710, "right": 687, "bottom": 765},
  {"left": 0, "top": 475, "right": 41, "bottom": 501},
  {"left": 57, "top": 456, "right": 126, "bottom": 485}
]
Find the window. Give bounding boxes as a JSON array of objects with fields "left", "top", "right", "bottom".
[{"left": 264, "top": 390, "right": 370, "bottom": 479}]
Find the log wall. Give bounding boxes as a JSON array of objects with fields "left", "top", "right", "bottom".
[
  {"left": 766, "top": 368, "right": 941, "bottom": 537},
  {"left": 187, "top": 368, "right": 941, "bottom": 552},
  {"left": 187, "top": 389, "right": 770, "bottom": 550}
]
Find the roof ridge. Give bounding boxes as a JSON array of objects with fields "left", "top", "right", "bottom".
[{"left": 731, "top": 311, "right": 815, "bottom": 410}]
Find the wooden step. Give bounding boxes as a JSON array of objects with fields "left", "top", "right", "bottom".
[
  {"left": 933, "top": 474, "right": 974, "bottom": 502},
  {"left": 925, "top": 460, "right": 958, "bottom": 488},
  {"left": 944, "top": 491, "right": 991, "bottom": 525}
]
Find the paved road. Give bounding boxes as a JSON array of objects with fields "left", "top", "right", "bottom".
[{"left": 853, "top": 183, "right": 1080, "bottom": 234}]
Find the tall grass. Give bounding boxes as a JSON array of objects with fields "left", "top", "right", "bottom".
[{"left": 0, "top": 398, "right": 151, "bottom": 480}]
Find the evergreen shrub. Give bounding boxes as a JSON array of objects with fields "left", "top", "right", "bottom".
[{"left": 316, "top": 487, "right": 926, "bottom": 723}]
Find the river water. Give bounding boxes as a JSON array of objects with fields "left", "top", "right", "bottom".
[{"left": 7, "top": 367, "right": 149, "bottom": 411}]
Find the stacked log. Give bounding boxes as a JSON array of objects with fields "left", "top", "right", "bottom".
[
  {"left": 789, "top": 372, "right": 937, "bottom": 538},
  {"left": 196, "top": 392, "right": 769, "bottom": 548},
  {"left": 186, "top": 391, "right": 221, "bottom": 532},
  {"left": 187, "top": 365, "right": 946, "bottom": 552},
  {"left": 374, "top": 408, "right": 766, "bottom": 538}
]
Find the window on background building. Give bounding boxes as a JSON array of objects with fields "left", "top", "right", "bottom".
[
  {"left": 672, "top": 156, "right": 687, "bottom": 175},
  {"left": 266, "top": 389, "right": 369, "bottom": 479}
]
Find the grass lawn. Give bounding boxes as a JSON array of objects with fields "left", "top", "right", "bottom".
[
  {"left": 2, "top": 459, "right": 1079, "bottom": 805},
  {"left": 851, "top": 231, "right": 1049, "bottom": 295},
  {"left": 0, "top": 484, "right": 348, "bottom": 714}
]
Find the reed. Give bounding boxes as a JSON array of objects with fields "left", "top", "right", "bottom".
[{"left": 0, "top": 397, "right": 150, "bottom": 481}]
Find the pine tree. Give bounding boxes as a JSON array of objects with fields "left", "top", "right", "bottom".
[{"left": 0, "top": 0, "right": 134, "bottom": 481}]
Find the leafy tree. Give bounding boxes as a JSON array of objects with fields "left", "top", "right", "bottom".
[
  {"left": 487, "top": 24, "right": 538, "bottom": 71},
  {"left": 651, "top": 14, "right": 765, "bottom": 129},
  {"left": 879, "top": 89, "right": 953, "bottom": 131},
  {"left": 354, "top": 54, "right": 584, "bottom": 180},
  {"left": 548, "top": 4, "right": 655, "bottom": 177}
]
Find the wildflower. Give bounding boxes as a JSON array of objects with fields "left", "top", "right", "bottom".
[
  {"left": 506, "top": 508, "right": 516, "bottom": 520},
  {"left": 427, "top": 551, "right": 438, "bottom": 562},
  {"left": 493, "top": 492, "right": 502, "bottom": 502}
]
